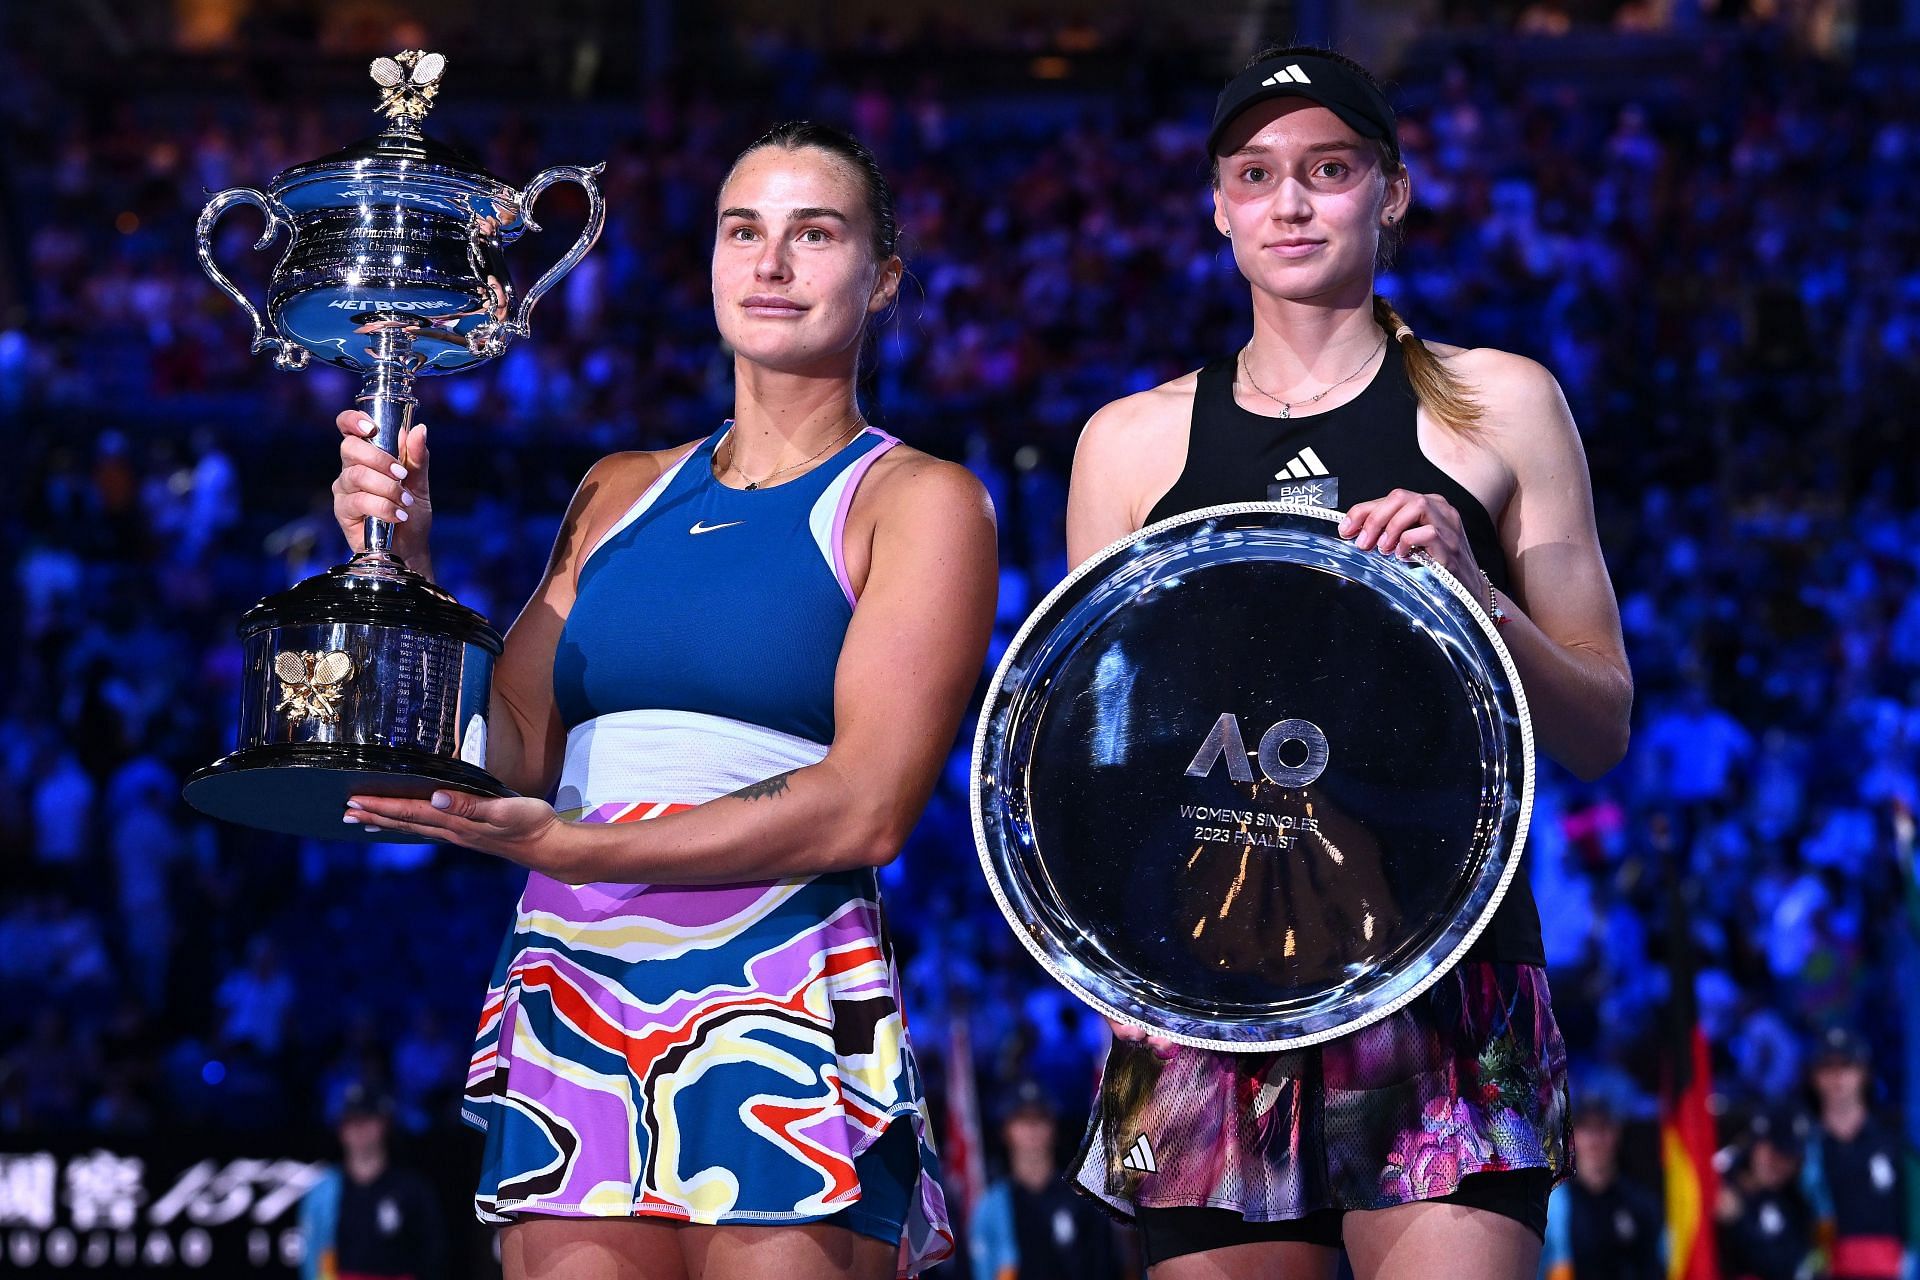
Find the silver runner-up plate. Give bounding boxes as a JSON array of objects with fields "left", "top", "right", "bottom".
[{"left": 971, "top": 503, "right": 1534, "bottom": 1051}]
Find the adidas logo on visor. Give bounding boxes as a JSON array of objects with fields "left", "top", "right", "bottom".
[{"left": 1261, "top": 64, "right": 1313, "bottom": 86}]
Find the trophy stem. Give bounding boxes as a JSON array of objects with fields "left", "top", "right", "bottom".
[{"left": 353, "top": 324, "right": 419, "bottom": 568}]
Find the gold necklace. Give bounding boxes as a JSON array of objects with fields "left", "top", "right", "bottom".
[
  {"left": 722, "top": 418, "right": 865, "bottom": 491},
  {"left": 1239, "top": 335, "right": 1386, "bottom": 419}
]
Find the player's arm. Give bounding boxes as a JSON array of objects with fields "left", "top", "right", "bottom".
[
  {"left": 1067, "top": 382, "right": 1191, "bottom": 567},
  {"left": 487, "top": 450, "right": 672, "bottom": 798},
  {"left": 1484, "top": 354, "right": 1634, "bottom": 780}
]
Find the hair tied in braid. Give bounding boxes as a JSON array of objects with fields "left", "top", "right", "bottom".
[{"left": 1372, "top": 293, "right": 1484, "bottom": 431}]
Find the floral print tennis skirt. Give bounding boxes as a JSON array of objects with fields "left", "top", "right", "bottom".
[{"left": 1071, "top": 962, "right": 1572, "bottom": 1221}]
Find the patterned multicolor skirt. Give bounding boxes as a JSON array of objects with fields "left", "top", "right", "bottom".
[
  {"left": 461, "top": 799, "right": 952, "bottom": 1274},
  {"left": 1071, "top": 962, "right": 1572, "bottom": 1221}
]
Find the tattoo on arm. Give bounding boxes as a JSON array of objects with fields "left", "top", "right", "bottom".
[{"left": 728, "top": 770, "right": 795, "bottom": 802}]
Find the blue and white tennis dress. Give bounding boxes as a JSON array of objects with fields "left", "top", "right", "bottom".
[{"left": 462, "top": 424, "right": 953, "bottom": 1272}]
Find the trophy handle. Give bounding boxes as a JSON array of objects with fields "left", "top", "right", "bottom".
[
  {"left": 196, "top": 188, "right": 310, "bottom": 371},
  {"left": 504, "top": 163, "right": 607, "bottom": 342}
]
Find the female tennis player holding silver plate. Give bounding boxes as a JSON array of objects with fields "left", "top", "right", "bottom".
[{"left": 1064, "top": 46, "right": 1633, "bottom": 1280}]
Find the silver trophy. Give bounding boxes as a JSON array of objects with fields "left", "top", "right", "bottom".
[
  {"left": 186, "top": 51, "right": 605, "bottom": 841},
  {"left": 971, "top": 504, "right": 1534, "bottom": 1050}
]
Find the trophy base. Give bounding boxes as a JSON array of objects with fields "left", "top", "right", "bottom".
[{"left": 185, "top": 743, "right": 515, "bottom": 844}]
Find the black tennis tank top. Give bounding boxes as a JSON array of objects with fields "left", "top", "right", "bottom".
[{"left": 1145, "top": 338, "right": 1545, "bottom": 967}]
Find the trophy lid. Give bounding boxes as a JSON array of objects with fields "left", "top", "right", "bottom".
[
  {"left": 241, "top": 562, "right": 503, "bottom": 655},
  {"left": 971, "top": 503, "right": 1535, "bottom": 1051},
  {"left": 197, "top": 44, "right": 604, "bottom": 378},
  {"left": 268, "top": 50, "right": 518, "bottom": 203},
  {"left": 283, "top": 130, "right": 505, "bottom": 184}
]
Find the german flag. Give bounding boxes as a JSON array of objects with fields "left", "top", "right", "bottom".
[{"left": 1660, "top": 876, "right": 1721, "bottom": 1280}]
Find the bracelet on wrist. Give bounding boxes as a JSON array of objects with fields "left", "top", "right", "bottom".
[{"left": 1478, "top": 568, "right": 1509, "bottom": 627}]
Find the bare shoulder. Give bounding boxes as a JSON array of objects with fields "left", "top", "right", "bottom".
[
  {"left": 586, "top": 438, "right": 702, "bottom": 490},
  {"left": 578, "top": 439, "right": 701, "bottom": 509},
  {"left": 861, "top": 442, "right": 995, "bottom": 529},
  {"left": 1425, "top": 343, "right": 1581, "bottom": 467},
  {"left": 1069, "top": 370, "right": 1203, "bottom": 539},
  {"left": 1431, "top": 344, "right": 1572, "bottom": 424},
  {"left": 565, "top": 438, "right": 705, "bottom": 560},
  {"left": 1078, "top": 369, "right": 1203, "bottom": 455}
]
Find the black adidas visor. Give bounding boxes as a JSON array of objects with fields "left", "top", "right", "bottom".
[{"left": 1207, "top": 54, "right": 1398, "bottom": 162}]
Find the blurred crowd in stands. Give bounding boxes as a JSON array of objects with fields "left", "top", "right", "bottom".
[{"left": 3, "top": 4, "right": 1918, "bottom": 1274}]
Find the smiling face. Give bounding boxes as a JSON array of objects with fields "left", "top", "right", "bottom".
[
  {"left": 712, "top": 145, "right": 902, "bottom": 377},
  {"left": 1212, "top": 99, "right": 1409, "bottom": 303}
]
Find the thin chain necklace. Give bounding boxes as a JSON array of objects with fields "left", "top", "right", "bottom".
[
  {"left": 721, "top": 417, "right": 865, "bottom": 491},
  {"left": 1238, "top": 334, "right": 1386, "bottom": 419}
]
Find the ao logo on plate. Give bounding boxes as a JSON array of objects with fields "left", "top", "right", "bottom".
[{"left": 1184, "top": 713, "right": 1330, "bottom": 788}]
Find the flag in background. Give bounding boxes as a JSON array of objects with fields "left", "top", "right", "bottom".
[
  {"left": 944, "top": 1012, "right": 987, "bottom": 1231},
  {"left": 1891, "top": 799, "right": 1920, "bottom": 1273},
  {"left": 1661, "top": 874, "right": 1721, "bottom": 1280}
]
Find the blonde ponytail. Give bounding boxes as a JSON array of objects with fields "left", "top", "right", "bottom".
[{"left": 1372, "top": 294, "right": 1483, "bottom": 432}]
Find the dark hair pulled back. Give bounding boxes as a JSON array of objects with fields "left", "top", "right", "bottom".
[{"left": 728, "top": 120, "right": 899, "bottom": 262}]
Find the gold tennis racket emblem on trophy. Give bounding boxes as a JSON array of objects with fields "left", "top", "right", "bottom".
[{"left": 273, "top": 651, "right": 359, "bottom": 725}]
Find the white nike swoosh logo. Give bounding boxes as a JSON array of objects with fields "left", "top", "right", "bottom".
[{"left": 689, "top": 520, "right": 744, "bottom": 535}]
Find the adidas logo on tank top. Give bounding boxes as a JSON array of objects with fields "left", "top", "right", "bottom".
[{"left": 1267, "top": 445, "right": 1339, "bottom": 507}]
